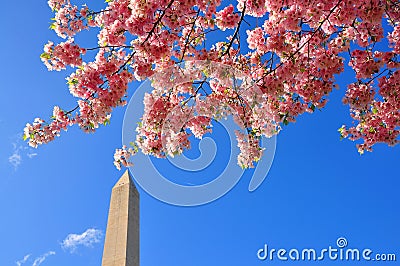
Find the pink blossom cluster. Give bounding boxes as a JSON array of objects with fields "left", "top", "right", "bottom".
[
  {"left": 340, "top": 70, "right": 400, "bottom": 153},
  {"left": 135, "top": 92, "right": 191, "bottom": 158},
  {"left": 246, "top": 27, "right": 265, "bottom": 50},
  {"left": 235, "top": 131, "right": 263, "bottom": 168},
  {"left": 237, "top": 0, "right": 267, "bottom": 17},
  {"left": 349, "top": 50, "right": 383, "bottom": 79},
  {"left": 215, "top": 5, "right": 240, "bottom": 31},
  {"left": 53, "top": 3, "right": 88, "bottom": 38},
  {"left": 24, "top": 107, "right": 72, "bottom": 148},
  {"left": 388, "top": 25, "right": 400, "bottom": 54},
  {"left": 48, "top": 0, "right": 67, "bottom": 11},
  {"left": 114, "top": 145, "right": 135, "bottom": 170},
  {"left": 343, "top": 84, "right": 375, "bottom": 110},
  {"left": 25, "top": 0, "right": 400, "bottom": 169},
  {"left": 41, "top": 40, "right": 86, "bottom": 71}
]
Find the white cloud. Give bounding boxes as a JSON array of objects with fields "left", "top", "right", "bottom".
[
  {"left": 14, "top": 228, "right": 102, "bottom": 265},
  {"left": 16, "top": 254, "right": 31, "bottom": 266},
  {"left": 32, "top": 251, "right": 55, "bottom": 266},
  {"left": 8, "top": 151, "right": 22, "bottom": 170},
  {"left": 8, "top": 136, "right": 38, "bottom": 170},
  {"left": 27, "top": 153, "right": 38, "bottom": 158},
  {"left": 61, "top": 228, "right": 103, "bottom": 252}
]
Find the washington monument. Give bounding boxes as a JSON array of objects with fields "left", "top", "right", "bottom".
[{"left": 102, "top": 170, "right": 140, "bottom": 266}]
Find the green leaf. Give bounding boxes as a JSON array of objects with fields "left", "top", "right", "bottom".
[
  {"left": 40, "top": 52, "right": 51, "bottom": 60},
  {"left": 49, "top": 22, "right": 56, "bottom": 30},
  {"left": 22, "top": 134, "right": 28, "bottom": 141},
  {"left": 67, "top": 78, "right": 78, "bottom": 85}
]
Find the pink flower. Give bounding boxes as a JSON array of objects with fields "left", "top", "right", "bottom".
[
  {"left": 215, "top": 5, "right": 240, "bottom": 31},
  {"left": 26, "top": 0, "right": 400, "bottom": 169}
]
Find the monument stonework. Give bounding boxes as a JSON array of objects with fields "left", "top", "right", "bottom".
[{"left": 102, "top": 170, "right": 140, "bottom": 266}]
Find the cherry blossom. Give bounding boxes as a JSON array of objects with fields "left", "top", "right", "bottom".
[
  {"left": 215, "top": 5, "right": 240, "bottom": 31},
  {"left": 25, "top": 0, "right": 400, "bottom": 169}
]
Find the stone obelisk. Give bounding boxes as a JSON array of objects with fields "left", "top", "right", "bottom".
[{"left": 102, "top": 170, "right": 139, "bottom": 266}]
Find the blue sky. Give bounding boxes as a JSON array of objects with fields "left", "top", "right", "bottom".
[{"left": 0, "top": 1, "right": 399, "bottom": 265}]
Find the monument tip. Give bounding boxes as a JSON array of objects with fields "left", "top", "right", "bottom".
[{"left": 113, "top": 169, "right": 132, "bottom": 188}]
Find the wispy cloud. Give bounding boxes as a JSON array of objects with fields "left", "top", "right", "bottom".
[
  {"left": 8, "top": 135, "right": 38, "bottom": 170},
  {"left": 61, "top": 228, "right": 103, "bottom": 253},
  {"left": 15, "top": 228, "right": 102, "bottom": 265},
  {"left": 27, "top": 152, "right": 38, "bottom": 159},
  {"left": 32, "top": 251, "right": 55, "bottom": 266},
  {"left": 16, "top": 251, "right": 55, "bottom": 266},
  {"left": 15, "top": 254, "right": 31, "bottom": 266},
  {"left": 8, "top": 146, "right": 22, "bottom": 170}
]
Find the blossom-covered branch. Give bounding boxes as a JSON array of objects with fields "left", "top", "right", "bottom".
[{"left": 24, "top": 0, "right": 399, "bottom": 169}]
